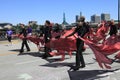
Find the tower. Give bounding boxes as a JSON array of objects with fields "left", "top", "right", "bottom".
[
  {"left": 80, "top": 12, "right": 82, "bottom": 17},
  {"left": 62, "top": 12, "right": 68, "bottom": 25},
  {"left": 63, "top": 13, "right": 66, "bottom": 23}
]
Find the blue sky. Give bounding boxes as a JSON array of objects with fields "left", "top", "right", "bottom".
[{"left": 0, "top": 0, "right": 118, "bottom": 25}]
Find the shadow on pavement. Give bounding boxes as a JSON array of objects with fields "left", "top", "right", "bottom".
[
  {"left": 114, "top": 59, "right": 120, "bottom": 63},
  {"left": 17, "top": 52, "right": 43, "bottom": 57},
  {"left": 40, "top": 62, "right": 75, "bottom": 68},
  {"left": 40, "top": 61, "right": 95, "bottom": 68},
  {"left": 9, "top": 49, "right": 21, "bottom": 52},
  {"left": 45, "top": 57, "right": 70, "bottom": 63},
  {"left": 17, "top": 51, "right": 70, "bottom": 62},
  {"left": 68, "top": 68, "right": 120, "bottom": 80}
]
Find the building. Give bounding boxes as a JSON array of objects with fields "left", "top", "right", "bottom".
[
  {"left": 76, "top": 15, "right": 79, "bottom": 22},
  {"left": 101, "top": 13, "right": 110, "bottom": 21},
  {"left": 91, "top": 14, "right": 100, "bottom": 23},
  {"left": 75, "top": 12, "right": 82, "bottom": 22}
]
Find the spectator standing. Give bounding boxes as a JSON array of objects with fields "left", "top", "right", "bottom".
[{"left": 6, "top": 28, "right": 13, "bottom": 45}]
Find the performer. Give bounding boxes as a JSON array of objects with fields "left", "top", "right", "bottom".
[
  {"left": 42, "top": 20, "right": 52, "bottom": 59},
  {"left": 52, "top": 23, "right": 62, "bottom": 39},
  {"left": 65, "top": 16, "right": 90, "bottom": 71},
  {"left": 19, "top": 24, "right": 30, "bottom": 53},
  {"left": 108, "top": 20, "right": 118, "bottom": 36}
]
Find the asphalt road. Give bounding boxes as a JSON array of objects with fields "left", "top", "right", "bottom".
[{"left": 0, "top": 39, "right": 120, "bottom": 80}]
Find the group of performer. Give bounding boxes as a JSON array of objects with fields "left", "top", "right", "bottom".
[{"left": 9, "top": 16, "right": 120, "bottom": 71}]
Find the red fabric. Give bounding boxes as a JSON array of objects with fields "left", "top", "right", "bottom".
[
  {"left": 88, "top": 22, "right": 109, "bottom": 43},
  {"left": 46, "top": 38, "right": 76, "bottom": 51},
  {"left": 45, "top": 29, "right": 77, "bottom": 60},
  {"left": 115, "top": 52, "right": 120, "bottom": 59},
  {"left": 16, "top": 34, "right": 44, "bottom": 45},
  {"left": 79, "top": 37, "right": 112, "bottom": 69},
  {"left": 27, "top": 36, "right": 44, "bottom": 45},
  {"left": 16, "top": 27, "right": 120, "bottom": 68},
  {"left": 46, "top": 29, "right": 77, "bottom": 51},
  {"left": 101, "top": 35, "right": 120, "bottom": 55},
  {"left": 80, "top": 34, "right": 120, "bottom": 68},
  {"left": 45, "top": 28, "right": 86, "bottom": 60},
  {"left": 46, "top": 28, "right": 116, "bottom": 68},
  {"left": 16, "top": 34, "right": 25, "bottom": 40},
  {"left": 51, "top": 31, "right": 62, "bottom": 38}
]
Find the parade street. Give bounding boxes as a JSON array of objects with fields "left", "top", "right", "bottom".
[{"left": 0, "top": 39, "right": 120, "bottom": 80}]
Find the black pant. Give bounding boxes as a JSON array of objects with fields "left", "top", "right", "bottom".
[
  {"left": 20, "top": 39, "right": 30, "bottom": 51},
  {"left": 7, "top": 36, "right": 12, "bottom": 42},
  {"left": 44, "top": 46, "right": 51, "bottom": 56},
  {"left": 43, "top": 37, "right": 52, "bottom": 57},
  {"left": 76, "top": 38, "right": 85, "bottom": 67}
]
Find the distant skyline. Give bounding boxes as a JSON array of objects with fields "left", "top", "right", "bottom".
[{"left": 0, "top": 0, "right": 118, "bottom": 25}]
